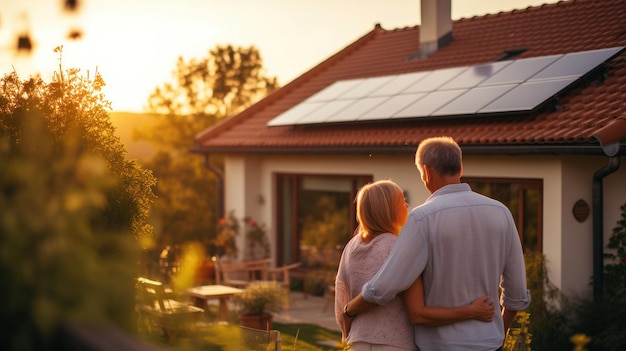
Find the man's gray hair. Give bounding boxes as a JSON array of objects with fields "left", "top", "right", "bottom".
[{"left": 415, "top": 136, "right": 462, "bottom": 176}]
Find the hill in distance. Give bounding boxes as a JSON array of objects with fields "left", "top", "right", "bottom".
[{"left": 110, "top": 112, "right": 159, "bottom": 161}]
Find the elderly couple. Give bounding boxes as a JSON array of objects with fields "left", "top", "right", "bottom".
[{"left": 334, "top": 136, "right": 531, "bottom": 351}]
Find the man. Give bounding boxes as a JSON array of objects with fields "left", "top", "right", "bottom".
[{"left": 344, "top": 136, "right": 530, "bottom": 351}]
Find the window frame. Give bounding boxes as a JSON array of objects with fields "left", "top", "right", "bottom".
[{"left": 274, "top": 173, "right": 372, "bottom": 265}]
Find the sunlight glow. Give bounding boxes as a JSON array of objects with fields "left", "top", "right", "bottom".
[{"left": 0, "top": 0, "right": 558, "bottom": 112}]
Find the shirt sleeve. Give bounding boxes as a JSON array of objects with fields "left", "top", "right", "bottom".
[
  {"left": 361, "top": 214, "right": 428, "bottom": 305},
  {"left": 335, "top": 252, "right": 349, "bottom": 329},
  {"left": 500, "top": 213, "right": 531, "bottom": 311}
]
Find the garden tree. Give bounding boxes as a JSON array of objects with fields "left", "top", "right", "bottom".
[
  {"left": 0, "top": 57, "right": 155, "bottom": 239},
  {"left": 142, "top": 151, "right": 217, "bottom": 250},
  {"left": 139, "top": 44, "right": 278, "bottom": 258},
  {"left": 0, "top": 65, "right": 156, "bottom": 350},
  {"left": 144, "top": 44, "right": 278, "bottom": 149}
]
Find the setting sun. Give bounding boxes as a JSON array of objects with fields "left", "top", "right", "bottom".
[{"left": 1, "top": 0, "right": 557, "bottom": 112}]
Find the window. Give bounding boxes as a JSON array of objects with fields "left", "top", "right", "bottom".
[
  {"left": 463, "top": 177, "right": 543, "bottom": 252},
  {"left": 275, "top": 174, "right": 371, "bottom": 266}
]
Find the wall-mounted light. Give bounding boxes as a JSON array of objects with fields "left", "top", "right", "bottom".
[{"left": 573, "top": 199, "right": 590, "bottom": 222}]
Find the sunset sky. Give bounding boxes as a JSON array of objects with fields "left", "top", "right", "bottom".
[{"left": 1, "top": 0, "right": 558, "bottom": 112}]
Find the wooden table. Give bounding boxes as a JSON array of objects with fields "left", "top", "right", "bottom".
[{"left": 186, "top": 284, "right": 244, "bottom": 322}]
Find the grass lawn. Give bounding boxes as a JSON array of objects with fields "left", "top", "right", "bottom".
[
  {"left": 141, "top": 321, "right": 342, "bottom": 351},
  {"left": 138, "top": 296, "right": 342, "bottom": 350},
  {"left": 274, "top": 322, "right": 342, "bottom": 351}
]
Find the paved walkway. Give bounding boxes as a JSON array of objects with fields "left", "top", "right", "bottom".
[
  {"left": 273, "top": 292, "right": 339, "bottom": 332},
  {"left": 201, "top": 289, "right": 339, "bottom": 332}
]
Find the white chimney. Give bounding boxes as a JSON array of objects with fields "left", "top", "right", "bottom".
[{"left": 419, "top": 0, "right": 453, "bottom": 57}]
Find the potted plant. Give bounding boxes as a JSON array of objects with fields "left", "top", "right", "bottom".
[
  {"left": 214, "top": 210, "right": 240, "bottom": 260},
  {"left": 236, "top": 282, "right": 288, "bottom": 330},
  {"left": 243, "top": 216, "right": 271, "bottom": 260}
]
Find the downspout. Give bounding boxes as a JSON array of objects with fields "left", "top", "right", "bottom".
[
  {"left": 203, "top": 154, "right": 224, "bottom": 220},
  {"left": 591, "top": 116, "right": 626, "bottom": 300},
  {"left": 591, "top": 156, "right": 619, "bottom": 299}
]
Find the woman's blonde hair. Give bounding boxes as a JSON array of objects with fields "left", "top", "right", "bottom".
[{"left": 356, "top": 180, "right": 405, "bottom": 238}]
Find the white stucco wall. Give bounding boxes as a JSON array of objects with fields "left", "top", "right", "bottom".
[
  {"left": 224, "top": 156, "right": 264, "bottom": 257},
  {"left": 223, "top": 156, "right": 246, "bottom": 220},
  {"left": 561, "top": 157, "right": 598, "bottom": 297},
  {"left": 560, "top": 156, "right": 626, "bottom": 297},
  {"left": 223, "top": 153, "right": 625, "bottom": 296}
]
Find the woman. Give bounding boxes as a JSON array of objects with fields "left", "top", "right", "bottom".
[{"left": 335, "top": 180, "right": 493, "bottom": 350}]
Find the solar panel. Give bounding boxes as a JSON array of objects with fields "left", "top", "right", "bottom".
[
  {"left": 441, "top": 61, "right": 512, "bottom": 90},
  {"left": 480, "top": 77, "right": 577, "bottom": 113},
  {"left": 307, "top": 79, "right": 364, "bottom": 102},
  {"left": 332, "top": 96, "right": 390, "bottom": 122},
  {"left": 341, "top": 76, "right": 397, "bottom": 99},
  {"left": 404, "top": 66, "right": 468, "bottom": 93},
  {"left": 531, "top": 46, "right": 624, "bottom": 81},
  {"left": 372, "top": 72, "right": 430, "bottom": 96},
  {"left": 267, "top": 46, "right": 625, "bottom": 127},
  {"left": 433, "top": 84, "right": 516, "bottom": 116},
  {"left": 360, "top": 93, "right": 427, "bottom": 120},
  {"left": 295, "top": 99, "right": 355, "bottom": 124},
  {"left": 395, "top": 90, "right": 467, "bottom": 118},
  {"left": 266, "top": 101, "right": 324, "bottom": 126},
  {"left": 480, "top": 55, "right": 561, "bottom": 86}
]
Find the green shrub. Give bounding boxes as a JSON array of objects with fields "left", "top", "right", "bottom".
[
  {"left": 0, "top": 67, "right": 155, "bottom": 350},
  {"left": 236, "top": 282, "right": 288, "bottom": 316},
  {"left": 526, "top": 202, "right": 626, "bottom": 351},
  {"left": 569, "top": 202, "right": 626, "bottom": 350}
]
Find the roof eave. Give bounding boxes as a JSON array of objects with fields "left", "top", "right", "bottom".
[{"left": 190, "top": 143, "right": 626, "bottom": 157}]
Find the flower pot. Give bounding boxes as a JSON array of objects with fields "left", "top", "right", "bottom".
[{"left": 239, "top": 313, "right": 273, "bottom": 330}]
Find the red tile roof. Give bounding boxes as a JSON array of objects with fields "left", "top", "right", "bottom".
[{"left": 195, "top": 0, "right": 626, "bottom": 155}]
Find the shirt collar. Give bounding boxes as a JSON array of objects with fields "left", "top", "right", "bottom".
[{"left": 427, "top": 183, "right": 471, "bottom": 201}]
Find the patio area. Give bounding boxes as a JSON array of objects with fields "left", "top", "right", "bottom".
[
  {"left": 273, "top": 292, "right": 339, "bottom": 332},
  {"left": 202, "top": 290, "right": 338, "bottom": 332}
]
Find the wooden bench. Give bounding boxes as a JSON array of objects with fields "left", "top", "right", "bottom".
[
  {"left": 214, "top": 258, "right": 273, "bottom": 288},
  {"left": 135, "top": 277, "right": 204, "bottom": 342},
  {"left": 215, "top": 259, "right": 302, "bottom": 293},
  {"left": 267, "top": 262, "right": 302, "bottom": 294}
]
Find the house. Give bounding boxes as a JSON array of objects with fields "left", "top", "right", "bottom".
[{"left": 193, "top": 0, "right": 626, "bottom": 298}]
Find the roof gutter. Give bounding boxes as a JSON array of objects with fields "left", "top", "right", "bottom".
[{"left": 190, "top": 143, "right": 626, "bottom": 157}]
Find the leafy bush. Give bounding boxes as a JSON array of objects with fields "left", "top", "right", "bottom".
[
  {"left": 0, "top": 66, "right": 155, "bottom": 350},
  {"left": 527, "top": 203, "right": 626, "bottom": 350},
  {"left": 569, "top": 202, "right": 626, "bottom": 350}
]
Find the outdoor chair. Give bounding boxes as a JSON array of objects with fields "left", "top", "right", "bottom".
[
  {"left": 267, "top": 262, "right": 302, "bottom": 294},
  {"left": 214, "top": 258, "right": 272, "bottom": 288},
  {"left": 135, "top": 277, "right": 204, "bottom": 342},
  {"left": 240, "top": 326, "right": 281, "bottom": 351}
]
